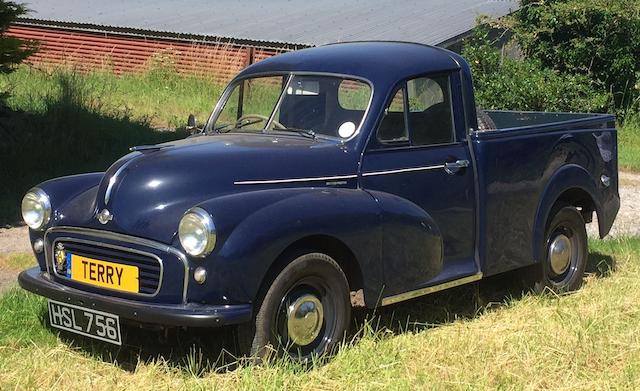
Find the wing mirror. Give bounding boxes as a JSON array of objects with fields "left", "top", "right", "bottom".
[{"left": 186, "top": 114, "right": 200, "bottom": 134}]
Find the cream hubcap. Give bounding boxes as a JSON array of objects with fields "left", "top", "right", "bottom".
[
  {"left": 548, "top": 234, "right": 572, "bottom": 275},
  {"left": 286, "top": 294, "right": 324, "bottom": 346}
]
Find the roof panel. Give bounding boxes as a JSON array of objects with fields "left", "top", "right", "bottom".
[{"left": 20, "top": 0, "right": 519, "bottom": 46}]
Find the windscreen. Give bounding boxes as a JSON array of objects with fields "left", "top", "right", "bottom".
[{"left": 211, "top": 74, "right": 372, "bottom": 139}]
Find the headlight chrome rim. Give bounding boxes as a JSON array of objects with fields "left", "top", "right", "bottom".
[
  {"left": 178, "top": 207, "right": 216, "bottom": 258},
  {"left": 21, "top": 188, "right": 51, "bottom": 231}
]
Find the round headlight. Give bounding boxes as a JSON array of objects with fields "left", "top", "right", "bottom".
[
  {"left": 178, "top": 207, "right": 216, "bottom": 257},
  {"left": 21, "top": 188, "right": 51, "bottom": 230}
]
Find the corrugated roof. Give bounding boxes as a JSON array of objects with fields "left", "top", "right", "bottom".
[{"left": 19, "top": 0, "right": 519, "bottom": 47}]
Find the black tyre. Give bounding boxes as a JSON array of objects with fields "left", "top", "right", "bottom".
[
  {"left": 534, "top": 205, "right": 588, "bottom": 294},
  {"left": 240, "top": 252, "right": 351, "bottom": 362}
]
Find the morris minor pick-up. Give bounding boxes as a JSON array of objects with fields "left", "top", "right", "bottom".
[{"left": 18, "top": 42, "right": 619, "bottom": 360}]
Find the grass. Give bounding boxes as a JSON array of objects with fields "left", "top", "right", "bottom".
[
  {"left": 0, "top": 66, "right": 208, "bottom": 225},
  {"left": 1, "top": 65, "right": 222, "bottom": 129},
  {"left": 0, "top": 237, "right": 639, "bottom": 389},
  {"left": 0, "top": 252, "right": 35, "bottom": 270},
  {"left": 619, "top": 114, "right": 640, "bottom": 172}
]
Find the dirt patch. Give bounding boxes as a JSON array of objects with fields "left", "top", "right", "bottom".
[
  {"left": 587, "top": 171, "right": 640, "bottom": 238},
  {"left": 0, "top": 225, "right": 32, "bottom": 292},
  {"left": 0, "top": 225, "right": 30, "bottom": 256},
  {"left": 0, "top": 266, "right": 19, "bottom": 294}
]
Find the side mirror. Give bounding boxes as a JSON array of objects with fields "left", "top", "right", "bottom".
[
  {"left": 187, "top": 114, "right": 198, "bottom": 133},
  {"left": 187, "top": 114, "right": 201, "bottom": 134}
]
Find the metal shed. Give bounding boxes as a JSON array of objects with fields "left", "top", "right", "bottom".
[{"left": 9, "top": 0, "right": 519, "bottom": 80}]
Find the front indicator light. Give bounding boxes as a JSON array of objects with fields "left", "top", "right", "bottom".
[{"left": 194, "top": 267, "right": 207, "bottom": 284}]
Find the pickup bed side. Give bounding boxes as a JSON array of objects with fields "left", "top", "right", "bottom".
[{"left": 471, "top": 116, "right": 619, "bottom": 276}]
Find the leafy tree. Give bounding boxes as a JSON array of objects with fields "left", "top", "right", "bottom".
[
  {"left": 503, "top": 0, "right": 640, "bottom": 112},
  {"left": 0, "top": 1, "right": 35, "bottom": 76},
  {"left": 463, "top": 27, "right": 610, "bottom": 113}
]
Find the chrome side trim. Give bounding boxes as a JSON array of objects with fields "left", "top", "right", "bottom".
[
  {"left": 104, "top": 153, "right": 140, "bottom": 205},
  {"left": 381, "top": 273, "right": 483, "bottom": 306},
  {"left": 50, "top": 237, "right": 164, "bottom": 297},
  {"left": 362, "top": 164, "right": 445, "bottom": 177},
  {"left": 234, "top": 174, "right": 357, "bottom": 185},
  {"left": 233, "top": 163, "right": 446, "bottom": 184},
  {"left": 44, "top": 226, "right": 190, "bottom": 303}
]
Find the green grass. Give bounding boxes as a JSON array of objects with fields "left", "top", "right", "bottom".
[
  {"left": 0, "top": 66, "right": 216, "bottom": 224},
  {"left": 1, "top": 237, "right": 639, "bottom": 389},
  {"left": 1, "top": 66, "right": 222, "bottom": 129},
  {"left": 619, "top": 114, "right": 640, "bottom": 172}
]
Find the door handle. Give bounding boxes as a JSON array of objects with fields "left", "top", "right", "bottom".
[{"left": 444, "top": 159, "right": 470, "bottom": 175}]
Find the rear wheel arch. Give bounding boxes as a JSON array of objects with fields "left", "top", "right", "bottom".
[
  {"left": 556, "top": 187, "right": 598, "bottom": 224},
  {"left": 532, "top": 165, "right": 601, "bottom": 263}
]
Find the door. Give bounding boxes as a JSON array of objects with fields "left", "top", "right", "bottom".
[{"left": 361, "top": 73, "right": 477, "bottom": 297}]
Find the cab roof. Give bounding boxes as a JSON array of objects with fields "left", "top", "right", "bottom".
[{"left": 236, "top": 41, "right": 464, "bottom": 86}]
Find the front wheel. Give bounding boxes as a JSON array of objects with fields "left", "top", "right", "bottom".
[
  {"left": 240, "top": 252, "right": 351, "bottom": 362},
  {"left": 534, "top": 205, "right": 588, "bottom": 294}
]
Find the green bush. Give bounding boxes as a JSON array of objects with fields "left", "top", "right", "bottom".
[
  {"left": 462, "top": 28, "right": 610, "bottom": 112},
  {"left": 508, "top": 0, "right": 640, "bottom": 113}
]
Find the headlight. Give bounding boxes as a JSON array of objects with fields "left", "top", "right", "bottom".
[
  {"left": 21, "top": 188, "right": 51, "bottom": 230},
  {"left": 178, "top": 207, "right": 216, "bottom": 257}
]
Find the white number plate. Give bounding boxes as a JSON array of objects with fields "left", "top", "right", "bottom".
[{"left": 47, "top": 299, "right": 121, "bottom": 345}]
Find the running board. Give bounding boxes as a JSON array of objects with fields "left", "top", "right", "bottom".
[{"left": 381, "top": 273, "right": 483, "bottom": 306}]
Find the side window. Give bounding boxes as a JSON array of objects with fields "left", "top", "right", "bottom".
[
  {"left": 377, "top": 88, "right": 408, "bottom": 144},
  {"left": 406, "top": 75, "right": 454, "bottom": 145}
]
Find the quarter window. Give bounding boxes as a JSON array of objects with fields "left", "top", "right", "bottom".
[{"left": 377, "top": 88, "right": 408, "bottom": 144}]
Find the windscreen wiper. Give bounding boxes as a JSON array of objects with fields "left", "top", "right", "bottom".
[
  {"left": 212, "top": 118, "right": 265, "bottom": 134},
  {"left": 278, "top": 127, "right": 317, "bottom": 140},
  {"left": 212, "top": 123, "right": 231, "bottom": 133}
]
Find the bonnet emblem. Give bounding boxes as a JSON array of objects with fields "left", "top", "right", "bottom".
[{"left": 97, "top": 209, "right": 113, "bottom": 224}]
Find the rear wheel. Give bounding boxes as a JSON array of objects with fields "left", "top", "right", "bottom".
[
  {"left": 534, "top": 205, "right": 588, "bottom": 293},
  {"left": 240, "top": 252, "right": 351, "bottom": 362}
]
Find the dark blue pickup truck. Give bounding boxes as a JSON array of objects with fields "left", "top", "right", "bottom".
[{"left": 18, "top": 42, "right": 619, "bottom": 360}]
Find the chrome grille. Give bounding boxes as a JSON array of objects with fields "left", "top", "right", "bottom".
[{"left": 54, "top": 240, "right": 162, "bottom": 295}]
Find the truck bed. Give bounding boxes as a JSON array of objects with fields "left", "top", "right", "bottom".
[
  {"left": 480, "top": 110, "right": 615, "bottom": 134},
  {"left": 469, "top": 110, "right": 619, "bottom": 276}
]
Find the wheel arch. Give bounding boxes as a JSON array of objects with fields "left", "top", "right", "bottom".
[
  {"left": 254, "top": 234, "right": 365, "bottom": 310},
  {"left": 532, "top": 164, "right": 602, "bottom": 263}
]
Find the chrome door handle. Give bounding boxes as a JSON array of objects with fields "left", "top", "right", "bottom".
[{"left": 444, "top": 159, "right": 470, "bottom": 175}]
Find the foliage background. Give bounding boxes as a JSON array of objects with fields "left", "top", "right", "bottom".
[
  {"left": 511, "top": 0, "right": 640, "bottom": 113},
  {"left": 472, "top": 0, "right": 640, "bottom": 117},
  {"left": 462, "top": 27, "right": 611, "bottom": 113},
  {"left": 0, "top": 1, "right": 35, "bottom": 92}
]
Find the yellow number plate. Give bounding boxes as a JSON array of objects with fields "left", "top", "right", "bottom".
[{"left": 69, "top": 254, "right": 139, "bottom": 293}]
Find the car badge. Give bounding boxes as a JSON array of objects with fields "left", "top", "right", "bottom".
[
  {"left": 54, "top": 243, "right": 66, "bottom": 272},
  {"left": 97, "top": 208, "right": 113, "bottom": 225}
]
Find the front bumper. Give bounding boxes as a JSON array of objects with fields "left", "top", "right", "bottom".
[{"left": 19, "top": 267, "right": 252, "bottom": 327}]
